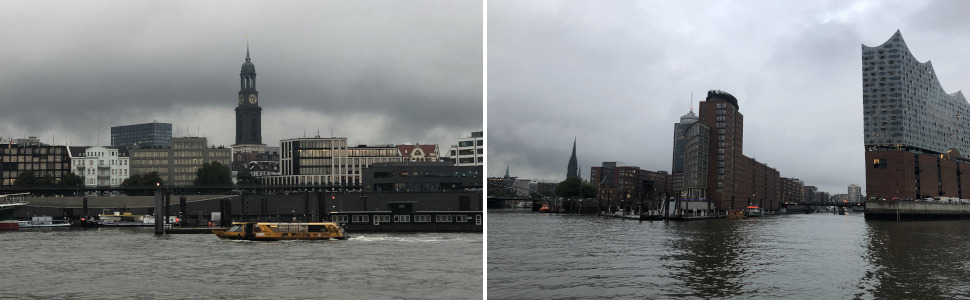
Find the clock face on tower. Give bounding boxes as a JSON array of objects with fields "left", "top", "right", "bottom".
[{"left": 249, "top": 94, "right": 258, "bottom": 104}]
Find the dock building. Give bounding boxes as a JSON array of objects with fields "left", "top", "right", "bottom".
[
  {"left": 261, "top": 137, "right": 404, "bottom": 187},
  {"left": 589, "top": 162, "right": 671, "bottom": 213},
  {"left": 671, "top": 107, "right": 698, "bottom": 194},
  {"left": 0, "top": 140, "right": 70, "bottom": 186},
  {"left": 863, "top": 30, "right": 970, "bottom": 201},
  {"left": 447, "top": 131, "right": 483, "bottom": 166},
  {"left": 676, "top": 90, "right": 802, "bottom": 212},
  {"left": 70, "top": 146, "right": 129, "bottom": 187},
  {"left": 128, "top": 137, "right": 231, "bottom": 186}
]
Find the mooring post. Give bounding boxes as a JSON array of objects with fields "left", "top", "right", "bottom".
[
  {"left": 164, "top": 192, "right": 170, "bottom": 226},
  {"left": 154, "top": 190, "right": 164, "bottom": 235},
  {"left": 82, "top": 197, "right": 89, "bottom": 219},
  {"left": 179, "top": 196, "right": 186, "bottom": 227}
]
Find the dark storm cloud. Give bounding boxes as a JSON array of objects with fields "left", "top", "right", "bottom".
[
  {"left": 0, "top": 0, "right": 482, "bottom": 149},
  {"left": 489, "top": 0, "right": 970, "bottom": 195}
]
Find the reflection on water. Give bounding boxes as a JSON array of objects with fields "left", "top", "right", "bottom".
[
  {"left": 1, "top": 228, "right": 482, "bottom": 299},
  {"left": 663, "top": 220, "right": 747, "bottom": 298},
  {"left": 489, "top": 210, "right": 970, "bottom": 299},
  {"left": 862, "top": 221, "right": 970, "bottom": 299}
]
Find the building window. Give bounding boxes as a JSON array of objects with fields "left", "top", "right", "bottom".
[
  {"left": 414, "top": 215, "right": 431, "bottom": 222},
  {"left": 393, "top": 215, "right": 411, "bottom": 222},
  {"left": 351, "top": 215, "right": 370, "bottom": 223},
  {"left": 436, "top": 215, "right": 453, "bottom": 222},
  {"left": 873, "top": 158, "right": 888, "bottom": 169},
  {"left": 374, "top": 215, "right": 391, "bottom": 224}
]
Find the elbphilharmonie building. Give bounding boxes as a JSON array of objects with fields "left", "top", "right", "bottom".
[{"left": 864, "top": 30, "right": 970, "bottom": 200}]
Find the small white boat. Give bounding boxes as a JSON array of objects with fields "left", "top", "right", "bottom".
[
  {"left": 18, "top": 216, "right": 71, "bottom": 228},
  {"left": 744, "top": 206, "right": 763, "bottom": 217},
  {"left": 96, "top": 212, "right": 157, "bottom": 226}
]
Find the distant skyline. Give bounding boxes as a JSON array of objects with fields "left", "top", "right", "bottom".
[
  {"left": 0, "top": 1, "right": 482, "bottom": 151},
  {"left": 488, "top": 0, "right": 970, "bottom": 195}
]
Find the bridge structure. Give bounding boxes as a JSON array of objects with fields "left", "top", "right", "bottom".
[
  {"left": 780, "top": 201, "right": 865, "bottom": 214},
  {"left": 781, "top": 202, "right": 864, "bottom": 208}
]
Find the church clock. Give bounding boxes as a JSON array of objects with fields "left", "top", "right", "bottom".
[{"left": 234, "top": 43, "right": 262, "bottom": 146}]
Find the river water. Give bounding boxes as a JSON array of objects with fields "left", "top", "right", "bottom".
[
  {"left": 1, "top": 228, "right": 482, "bottom": 299},
  {"left": 487, "top": 209, "right": 970, "bottom": 299}
]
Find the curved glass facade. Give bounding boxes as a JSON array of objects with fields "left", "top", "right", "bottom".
[{"left": 862, "top": 30, "right": 970, "bottom": 155}]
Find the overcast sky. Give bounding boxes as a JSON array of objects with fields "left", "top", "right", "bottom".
[
  {"left": 488, "top": 0, "right": 970, "bottom": 195},
  {"left": 0, "top": 1, "right": 482, "bottom": 152}
]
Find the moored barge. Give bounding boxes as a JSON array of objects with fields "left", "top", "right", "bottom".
[{"left": 330, "top": 202, "right": 482, "bottom": 233}]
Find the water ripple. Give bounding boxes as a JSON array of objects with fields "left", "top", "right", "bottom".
[{"left": 488, "top": 210, "right": 970, "bottom": 299}]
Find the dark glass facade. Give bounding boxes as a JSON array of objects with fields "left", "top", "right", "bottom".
[
  {"left": 110, "top": 122, "right": 172, "bottom": 149},
  {"left": 363, "top": 162, "right": 482, "bottom": 193}
]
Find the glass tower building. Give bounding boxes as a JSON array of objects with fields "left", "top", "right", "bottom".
[{"left": 110, "top": 122, "right": 173, "bottom": 149}]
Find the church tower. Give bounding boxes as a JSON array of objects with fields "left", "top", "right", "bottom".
[
  {"left": 232, "top": 43, "right": 265, "bottom": 153},
  {"left": 567, "top": 138, "right": 578, "bottom": 178}
]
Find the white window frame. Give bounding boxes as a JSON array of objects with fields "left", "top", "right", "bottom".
[
  {"left": 415, "top": 215, "right": 431, "bottom": 223},
  {"left": 436, "top": 215, "right": 453, "bottom": 222}
]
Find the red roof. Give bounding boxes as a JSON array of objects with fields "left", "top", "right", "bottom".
[{"left": 396, "top": 144, "right": 438, "bottom": 157}]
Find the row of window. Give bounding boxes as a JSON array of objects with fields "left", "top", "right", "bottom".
[
  {"left": 457, "top": 140, "right": 484, "bottom": 147},
  {"left": 334, "top": 214, "right": 474, "bottom": 223},
  {"left": 2, "top": 155, "right": 64, "bottom": 163},
  {"left": 1, "top": 147, "right": 64, "bottom": 155}
]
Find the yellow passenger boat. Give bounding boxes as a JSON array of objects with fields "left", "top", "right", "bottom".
[{"left": 213, "top": 221, "right": 350, "bottom": 241}]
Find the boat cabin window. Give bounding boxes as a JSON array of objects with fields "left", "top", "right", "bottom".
[
  {"left": 254, "top": 226, "right": 262, "bottom": 232},
  {"left": 455, "top": 215, "right": 467, "bottom": 222},
  {"left": 308, "top": 225, "right": 325, "bottom": 232},
  {"left": 228, "top": 225, "right": 243, "bottom": 232}
]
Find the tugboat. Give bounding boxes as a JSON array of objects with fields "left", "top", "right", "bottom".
[
  {"left": 744, "top": 206, "right": 763, "bottom": 217},
  {"left": 213, "top": 221, "right": 349, "bottom": 241}
]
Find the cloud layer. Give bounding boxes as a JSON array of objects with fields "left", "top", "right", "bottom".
[
  {"left": 488, "top": 0, "right": 970, "bottom": 195},
  {"left": 0, "top": 1, "right": 482, "bottom": 151}
]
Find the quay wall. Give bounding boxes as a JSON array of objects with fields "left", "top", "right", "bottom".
[
  {"left": 865, "top": 199, "right": 970, "bottom": 220},
  {"left": 10, "top": 191, "right": 482, "bottom": 222}
]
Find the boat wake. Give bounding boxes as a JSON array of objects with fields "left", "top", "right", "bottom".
[{"left": 352, "top": 235, "right": 461, "bottom": 243}]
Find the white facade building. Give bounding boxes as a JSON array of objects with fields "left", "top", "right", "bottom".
[
  {"left": 262, "top": 137, "right": 404, "bottom": 187},
  {"left": 848, "top": 184, "right": 862, "bottom": 203},
  {"left": 449, "top": 131, "right": 483, "bottom": 166},
  {"left": 72, "top": 146, "right": 130, "bottom": 187}
]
